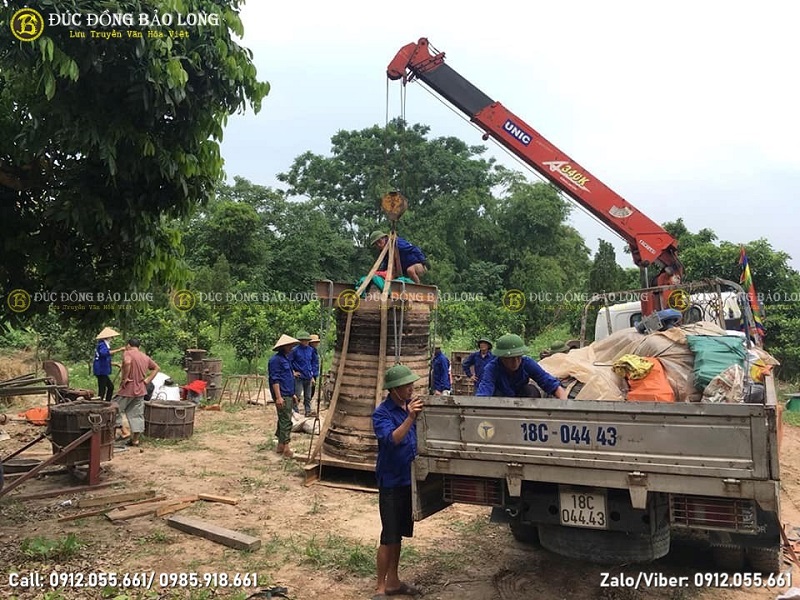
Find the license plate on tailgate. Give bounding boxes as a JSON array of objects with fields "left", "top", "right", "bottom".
[{"left": 559, "top": 486, "right": 608, "bottom": 529}]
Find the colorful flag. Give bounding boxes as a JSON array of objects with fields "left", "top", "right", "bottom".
[{"left": 739, "top": 247, "right": 766, "bottom": 339}]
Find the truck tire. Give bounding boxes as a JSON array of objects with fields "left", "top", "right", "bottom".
[
  {"left": 711, "top": 545, "right": 745, "bottom": 571},
  {"left": 746, "top": 546, "right": 782, "bottom": 574},
  {"left": 538, "top": 522, "right": 670, "bottom": 564},
  {"left": 509, "top": 522, "right": 539, "bottom": 545}
]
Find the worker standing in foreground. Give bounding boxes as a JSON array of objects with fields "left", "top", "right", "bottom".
[
  {"left": 369, "top": 231, "right": 428, "bottom": 284},
  {"left": 476, "top": 334, "right": 568, "bottom": 399},
  {"left": 462, "top": 337, "right": 494, "bottom": 385},
  {"left": 372, "top": 365, "right": 424, "bottom": 599},
  {"left": 268, "top": 334, "right": 299, "bottom": 458}
]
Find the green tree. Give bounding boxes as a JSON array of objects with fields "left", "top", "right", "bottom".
[
  {"left": 0, "top": 0, "right": 270, "bottom": 320},
  {"left": 588, "top": 240, "right": 628, "bottom": 294},
  {"left": 278, "top": 120, "right": 501, "bottom": 243}
]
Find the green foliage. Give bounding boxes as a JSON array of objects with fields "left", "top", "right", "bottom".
[
  {"left": 589, "top": 240, "right": 628, "bottom": 294},
  {"left": 0, "top": 321, "right": 37, "bottom": 350},
  {"left": 436, "top": 300, "right": 524, "bottom": 347},
  {"left": 20, "top": 533, "right": 84, "bottom": 560},
  {"left": 300, "top": 534, "right": 375, "bottom": 577},
  {"left": 0, "top": 0, "right": 270, "bottom": 321}
]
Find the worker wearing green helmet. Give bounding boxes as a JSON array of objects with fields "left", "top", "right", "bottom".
[
  {"left": 371, "top": 364, "right": 424, "bottom": 598},
  {"left": 476, "top": 334, "right": 567, "bottom": 399},
  {"left": 368, "top": 230, "right": 428, "bottom": 284}
]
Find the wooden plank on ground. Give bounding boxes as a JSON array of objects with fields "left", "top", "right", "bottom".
[
  {"left": 58, "top": 507, "right": 111, "bottom": 522},
  {"left": 79, "top": 489, "right": 156, "bottom": 508},
  {"left": 198, "top": 493, "right": 238, "bottom": 505},
  {"left": 10, "top": 481, "right": 116, "bottom": 501},
  {"left": 105, "top": 495, "right": 198, "bottom": 521},
  {"left": 156, "top": 501, "right": 194, "bottom": 517},
  {"left": 166, "top": 515, "right": 261, "bottom": 551}
]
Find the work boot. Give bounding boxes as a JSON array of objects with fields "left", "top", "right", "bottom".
[
  {"left": 282, "top": 446, "right": 295, "bottom": 459},
  {"left": 275, "top": 443, "right": 285, "bottom": 455}
]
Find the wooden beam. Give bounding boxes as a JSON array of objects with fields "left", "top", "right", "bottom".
[
  {"left": 9, "top": 481, "right": 115, "bottom": 501},
  {"left": 375, "top": 232, "right": 396, "bottom": 408},
  {"left": 354, "top": 242, "right": 391, "bottom": 297},
  {"left": 310, "top": 309, "right": 353, "bottom": 460},
  {"left": 105, "top": 495, "right": 197, "bottom": 521},
  {"left": 166, "top": 515, "right": 261, "bottom": 551},
  {"left": 79, "top": 489, "right": 156, "bottom": 508},
  {"left": 57, "top": 507, "right": 111, "bottom": 522},
  {"left": 198, "top": 493, "right": 238, "bottom": 505},
  {"left": 156, "top": 502, "right": 193, "bottom": 517}
]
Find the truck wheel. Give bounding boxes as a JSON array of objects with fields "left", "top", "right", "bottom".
[
  {"left": 746, "top": 546, "right": 782, "bottom": 574},
  {"left": 538, "top": 523, "right": 670, "bottom": 564},
  {"left": 711, "top": 545, "right": 745, "bottom": 571},
  {"left": 509, "top": 522, "right": 539, "bottom": 545}
]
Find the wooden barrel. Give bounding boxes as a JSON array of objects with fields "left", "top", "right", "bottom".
[
  {"left": 186, "top": 348, "right": 207, "bottom": 361},
  {"left": 202, "top": 358, "right": 223, "bottom": 375},
  {"left": 322, "top": 301, "right": 431, "bottom": 468},
  {"left": 204, "top": 373, "right": 223, "bottom": 400},
  {"left": 144, "top": 401, "right": 195, "bottom": 439},
  {"left": 49, "top": 401, "right": 117, "bottom": 465}
]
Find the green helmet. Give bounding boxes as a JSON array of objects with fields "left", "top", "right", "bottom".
[
  {"left": 368, "top": 230, "right": 387, "bottom": 246},
  {"left": 476, "top": 337, "right": 493, "bottom": 350},
  {"left": 295, "top": 331, "right": 311, "bottom": 341},
  {"left": 383, "top": 364, "right": 420, "bottom": 389},
  {"left": 550, "top": 340, "right": 570, "bottom": 353},
  {"left": 493, "top": 334, "right": 528, "bottom": 358}
]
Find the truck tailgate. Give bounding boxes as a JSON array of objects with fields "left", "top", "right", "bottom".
[{"left": 419, "top": 396, "right": 773, "bottom": 481}]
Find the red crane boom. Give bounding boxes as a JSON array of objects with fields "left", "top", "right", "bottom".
[{"left": 388, "top": 38, "right": 683, "bottom": 315}]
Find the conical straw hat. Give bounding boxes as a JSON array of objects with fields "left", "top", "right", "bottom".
[
  {"left": 272, "top": 334, "right": 299, "bottom": 350},
  {"left": 96, "top": 327, "right": 120, "bottom": 340}
]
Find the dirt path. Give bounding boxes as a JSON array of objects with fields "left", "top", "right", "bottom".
[{"left": 1, "top": 400, "right": 798, "bottom": 600}]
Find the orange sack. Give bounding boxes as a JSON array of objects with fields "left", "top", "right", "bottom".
[{"left": 626, "top": 357, "right": 675, "bottom": 403}]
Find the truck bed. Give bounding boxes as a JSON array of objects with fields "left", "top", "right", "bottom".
[{"left": 415, "top": 395, "right": 780, "bottom": 509}]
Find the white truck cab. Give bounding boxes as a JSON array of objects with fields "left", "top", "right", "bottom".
[{"left": 594, "top": 292, "right": 743, "bottom": 341}]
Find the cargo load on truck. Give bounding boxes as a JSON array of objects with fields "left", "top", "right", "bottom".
[{"left": 539, "top": 322, "right": 778, "bottom": 403}]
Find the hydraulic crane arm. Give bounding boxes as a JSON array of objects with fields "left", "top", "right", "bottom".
[{"left": 388, "top": 38, "right": 683, "bottom": 314}]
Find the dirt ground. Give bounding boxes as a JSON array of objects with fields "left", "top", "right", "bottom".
[{"left": 1, "top": 385, "right": 800, "bottom": 600}]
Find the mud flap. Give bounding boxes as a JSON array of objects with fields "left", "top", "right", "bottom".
[{"left": 412, "top": 465, "right": 451, "bottom": 521}]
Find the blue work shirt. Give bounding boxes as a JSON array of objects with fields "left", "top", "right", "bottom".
[
  {"left": 432, "top": 352, "right": 451, "bottom": 392},
  {"left": 476, "top": 356, "right": 561, "bottom": 397},
  {"left": 380, "top": 237, "right": 427, "bottom": 272},
  {"left": 311, "top": 346, "right": 320, "bottom": 378},
  {"left": 462, "top": 351, "right": 494, "bottom": 382},
  {"left": 373, "top": 395, "right": 417, "bottom": 488},
  {"left": 291, "top": 344, "right": 316, "bottom": 380},
  {"left": 93, "top": 341, "right": 112, "bottom": 376},
  {"left": 268, "top": 352, "right": 295, "bottom": 399}
]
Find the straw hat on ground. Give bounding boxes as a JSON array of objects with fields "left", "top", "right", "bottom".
[
  {"left": 272, "top": 334, "right": 299, "bottom": 350},
  {"left": 96, "top": 327, "right": 120, "bottom": 340}
]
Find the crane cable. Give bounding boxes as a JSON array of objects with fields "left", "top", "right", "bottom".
[{"left": 384, "top": 75, "right": 412, "bottom": 364}]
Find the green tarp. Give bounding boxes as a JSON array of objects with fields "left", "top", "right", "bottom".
[{"left": 686, "top": 335, "right": 747, "bottom": 391}]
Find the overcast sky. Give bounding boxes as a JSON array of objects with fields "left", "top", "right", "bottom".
[{"left": 219, "top": 0, "right": 800, "bottom": 271}]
